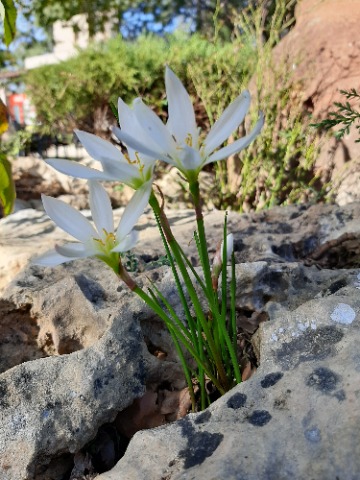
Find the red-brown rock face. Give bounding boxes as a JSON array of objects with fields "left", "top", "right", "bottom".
[{"left": 274, "top": 0, "right": 360, "bottom": 204}]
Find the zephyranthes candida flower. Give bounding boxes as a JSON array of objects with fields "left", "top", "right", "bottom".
[
  {"left": 46, "top": 109, "right": 155, "bottom": 190},
  {"left": 112, "top": 66, "right": 264, "bottom": 181},
  {"left": 33, "top": 180, "right": 151, "bottom": 273}
]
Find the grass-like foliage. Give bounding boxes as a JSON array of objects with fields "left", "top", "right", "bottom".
[{"left": 191, "top": 0, "right": 323, "bottom": 211}]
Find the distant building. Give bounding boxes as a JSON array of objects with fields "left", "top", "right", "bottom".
[
  {"left": 25, "top": 13, "right": 115, "bottom": 70},
  {"left": 0, "top": 14, "right": 115, "bottom": 127}
]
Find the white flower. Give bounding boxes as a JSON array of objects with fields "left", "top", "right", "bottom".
[
  {"left": 211, "top": 233, "right": 234, "bottom": 288},
  {"left": 212, "top": 233, "right": 234, "bottom": 269},
  {"left": 112, "top": 66, "right": 264, "bottom": 181},
  {"left": 46, "top": 121, "right": 155, "bottom": 190},
  {"left": 33, "top": 180, "right": 151, "bottom": 272}
]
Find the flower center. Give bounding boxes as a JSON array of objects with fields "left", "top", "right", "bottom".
[
  {"left": 93, "top": 229, "right": 117, "bottom": 255},
  {"left": 124, "top": 151, "right": 145, "bottom": 172}
]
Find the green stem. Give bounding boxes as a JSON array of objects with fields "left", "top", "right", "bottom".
[
  {"left": 133, "top": 284, "right": 225, "bottom": 394},
  {"left": 230, "top": 252, "right": 238, "bottom": 364},
  {"left": 153, "top": 210, "right": 198, "bottom": 346},
  {"left": 189, "top": 180, "right": 214, "bottom": 299},
  {"left": 117, "top": 261, "right": 225, "bottom": 394},
  {"left": 149, "top": 192, "right": 229, "bottom": 391},
  {"left": 170, "top": 331, "right": 197, "bottom": 412},
  {"left": 219, "top": 226, "right": 228, "bottom": 360},
  {"left": 147, "top": 286, "right": 196, "bottom": 411}
]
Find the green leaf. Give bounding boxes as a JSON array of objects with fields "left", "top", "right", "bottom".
[
  {"left": 109, "top": 101, "right": 119, "bottom": 125},
  {"left": 0, "top": 155, "right": 16, "bottom": 216},
  {"left": 1, "top": 0, "right": 17, "bottom": 47}
]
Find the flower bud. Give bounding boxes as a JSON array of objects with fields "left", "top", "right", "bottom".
[
  {"left": 212, "top": 233, "right": 234, "bottom": 290},
  {"left": 221, "top": 233, "right": 234, "bottom": 264}
]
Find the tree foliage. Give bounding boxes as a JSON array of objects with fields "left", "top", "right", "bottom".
[{"left": 24, "top": 0, "right": 258, "bottom": 38}]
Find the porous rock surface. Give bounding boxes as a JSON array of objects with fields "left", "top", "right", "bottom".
[
  {"left": 1, "top": 200, "right": 360, "bottom": 293},
  {"left": 0, "top": 261, "right": 147, "bottom": 479},
  {"left": 97, "top": 279, "right": 360, "bottom": 479},
  {"left": 1, "top": 200, "right": 360, "bottom": 478}
]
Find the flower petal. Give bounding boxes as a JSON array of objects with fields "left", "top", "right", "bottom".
[
  {"left": 118, "top": 97, "right": 171, "bottom": 156},
  {"left": 204, "top": 91, "right": 251, "bottom": 156},
  {"left": 32, "top": 249, "right": 73, "bottom": 266},
  {"left": 112, "top": 230, "right": 139, "bottom": 253},
  {"left": 55, "top": 242, "right": 92, "bottom": 258},
  {"left": 206, "top": 113, "right": 264, "bottom": 164},
  {"left": 46, "top": 159, "right": 116, "bottom": 181},
  {"left": 117, "top": 97, "right": 141, "bottom": 161},
  {"left": 47, "top": 157, "right": 140, "bottom": 186},
  {"left": 42, "top": 194, "right": 97, "bottom": 242},
  {"left": 133, "top": 99, "right": 178, "bottom": 156},
  {"left": 88, "top": 181, "right": 114, "bottom": 234},
  {"left": 117, "top": 97, "right": 137, "bottom": 131},
  {"left": 75, "top": 130, "right": 126, "bottom": 171},
  {"left": 165, "top": 66, "right": 198, "bottom": 146},
  {"left": 112, "top": 126, "right": 170, "bottom": 163},
  {"left": 116, "top": 180, "right": 151, "bottom": 240}
]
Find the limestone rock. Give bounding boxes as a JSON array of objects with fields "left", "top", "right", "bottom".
[
  {"left": 0, "top": 261, "right": 148, "bottom": 479},
  {"left": 1, "top": 193, "right": 360, "bottom": 477},
  {"left": 96, "top": 273, "right": 360, "bottom": 479},
  {"left": 1, "top": 248, "right": 357, "bottom": 478},
  {"left": 2, "top": 201, "right": 360, "bottom": 293}
]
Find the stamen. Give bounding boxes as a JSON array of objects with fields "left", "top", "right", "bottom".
[
  {"left": 185, "top": 133, "right": 193, "bottom": 147},
  {"left": 93, "top": 230, "right": 117, "bottom": 253},
  {"left": 94, "top": 237, "right": 105, "bottom": 246},
  {"left": 102, "top": 229, "right": 116, "bottom": 243},
  {"left": 124, "top": 152, "right": 137, "bottom": 165},
  {"left": 134, "top": 151, "right": 141, "bottom": 165},
  {"left": 134, "top": 152, "right": 145, "bottom": 174}
]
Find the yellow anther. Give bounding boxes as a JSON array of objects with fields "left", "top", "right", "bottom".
[
  {"left": 185, "top": 133, "right": 193, "bottom": 147},
  {"left": 102, "top": 229, "right": 116, "bottom": 243},
  {"left": 94, "top": 237, "right": 105, "bottom": 246},
  {"left": 134, "top": 152, "right": 145, "bottom": 174}
]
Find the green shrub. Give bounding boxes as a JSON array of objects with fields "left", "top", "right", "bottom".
[
  {"left": 25, "top": 32, "right": 251, "bottom": 136},
  {"left": 25, "top": 1, "right": 327, "bottom": 211},
  {"left": 190, "top": 0, "right": 324, "bottom": 211}
]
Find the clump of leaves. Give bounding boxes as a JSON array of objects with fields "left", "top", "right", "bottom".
[{"left": 311, "top": 89, "right": 360, "bottom": 142}]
